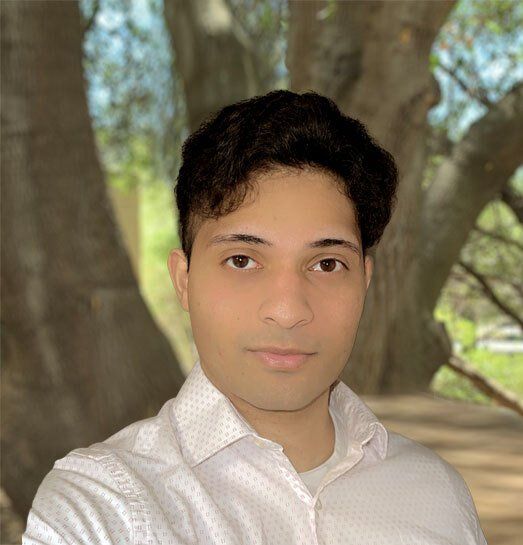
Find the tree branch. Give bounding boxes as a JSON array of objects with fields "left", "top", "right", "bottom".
[
  {"left": 472, "top": 225, "right": 523, "bottom": 253},
  {"left": 427, "top": 128, "right": 455, "bottom": 157},
  {"left": 458, "top": 260, "right": 523, "bottom": 329},
  {"left": 446, "top": 354, "right": 523, "bottom": 417},
  {"left": 419, "top": 82, "right": 523, "bottom": 313},
  {"left": 500, "top": 183, "right": 523, "bottom": 224},
  {"left": 438, "top": 60, "right": 493, "bottom": 108},
  {"left": 163, "top": 0, "right": 267, "bottom": 132},
  {"left": 82, "top": 0, "right": 100, "bottom": 38}
]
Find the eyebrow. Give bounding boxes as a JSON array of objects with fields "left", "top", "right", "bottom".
[{"left": 207, "top": 233, "right": 361, "bottom": 256}]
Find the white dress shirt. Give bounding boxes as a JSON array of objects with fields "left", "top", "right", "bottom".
[
  {"left": 297, "top": 407, "right": 348, "bottom": 496},
  {"left": 23, "top": 358, "right": 488, "bottom": 545}
]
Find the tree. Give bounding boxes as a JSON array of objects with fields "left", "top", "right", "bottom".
[
  {"left": 2, "top": 0, "right": 522, "bottom": 524},
  {"left": 0, "top": 0, "right": 185, "bottom": 515},
  {"left": 163, "top": 0, "right": 282, "bottom": 129},
  {"left": 164, "top": 0, "right": 523, "bottom": 393}
]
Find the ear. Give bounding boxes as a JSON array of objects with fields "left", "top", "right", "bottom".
[
  {"left": 167, "top": 248, "right": 190, "bottom": 312},
  {"left": 363, "top": 254, "right": 373, "bottom": 291}
]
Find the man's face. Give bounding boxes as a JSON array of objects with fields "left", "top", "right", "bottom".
[{"left": 168, "top": 167, "right": 373, "bottom": 412}]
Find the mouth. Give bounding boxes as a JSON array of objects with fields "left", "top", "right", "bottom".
[
  {"left": 249, "top": 346, "right": 315, "bottom": 356},
  {"left": 248, "top": 350, "right": 315, "bottom": 371}
]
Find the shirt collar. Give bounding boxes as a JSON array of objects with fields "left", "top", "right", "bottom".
[{"left": 170, "top": 359, "right": 388, "bottom": 468}]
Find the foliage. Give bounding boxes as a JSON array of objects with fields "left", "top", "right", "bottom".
[
  {"left": 140, "top": 179, "right": 178, "bottom": 292},
  {"left": 427, "top": 0, "right": 523, "bottom": 404},
  {"left": 224, "top": 0, "right": 289, "bottom": 88},
  {"left": 80, "top": 0, "right": 186, "bottom": 189},
  {"left": 79, "top": 0, "right": 290, "bottom": 191},
  {"left": 430, "top": 348, "right": 523, "bottom": 405},
  {"left": 438, "top": 194, "right": 523, "bottom": 324},
  {"left": 432, "top": 300, "right": 523, "bottom": 404},
  {"left": 80, "top": 0, "right": 523, "bottom": 403},
  {"left": 429, "top": 0, "right": 523, "bottom": 141},
  {"left": 139, "top": 178, "right": 196, "bottom": 370}
]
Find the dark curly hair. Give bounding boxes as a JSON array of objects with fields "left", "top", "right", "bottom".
[{"left": 174, "top": 90, "right": 399, "bottom": 271}]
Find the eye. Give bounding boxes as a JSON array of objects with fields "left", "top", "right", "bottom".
[
  {"left": 223, "top": 255, "right": 259, "bottom": 270},
  {"left": 311, "top": 258, "right": 348, "bottom": 273},
  {"left": 223, "top": 255, "right": 348, "bottom": 273}
]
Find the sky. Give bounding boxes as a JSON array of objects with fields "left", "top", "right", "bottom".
[{"left": 82, "top": 0, "right": 523, "bottom": 151}]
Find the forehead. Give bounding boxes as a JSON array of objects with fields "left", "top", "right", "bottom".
[
  {"left": 195, "top": 169, "right": 361, "bottom": 255},
  {"left": 246, "top": 166, "right": 348, "bottom": 202}
]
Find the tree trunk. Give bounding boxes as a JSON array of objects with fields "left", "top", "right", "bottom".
[
  {"left": 420, "top": 83, "right": 523, "bottom": 312},
  {"left": 1, "top": 1, "right": 185, "bottom": 516},
  {"left": 287, "top": 0, "right": 523, "bottom": 393},
  {"left": 164, "top": 0, "right": 523, "bottom": 395},
  {"left": 163, "top": 0, "right": 271, "bottom": 131}
]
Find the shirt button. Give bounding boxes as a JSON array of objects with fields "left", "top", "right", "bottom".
[{"left": 316, "top": 499, "right": 322, "bottom": 510}]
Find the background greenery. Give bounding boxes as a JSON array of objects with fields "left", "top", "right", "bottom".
[
  {"left": 138, "top": 176, "right": 523, "bottom": 403},
  {"left": 82, "top": 0, "right": 523, "bottom": 403}
]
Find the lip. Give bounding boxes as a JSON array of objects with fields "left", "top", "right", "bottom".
[
  {"left": 250, "top": 346, "right": 314, "bottom": 355},
  {"left": 249, "top": 350, "right": 314, "bottom": 371}
]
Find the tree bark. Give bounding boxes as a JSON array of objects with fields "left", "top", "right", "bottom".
[
  {"left": 164, "top": 0, "right": 271, "bottom": 131},
  {"left": 420, "top": 83, "right": 523, "bottom": 313},
  {"left": 286, "top": 0, "right": 522, "bottom": 393},
  {"left": 446, "top": 356, "right": 523, "bottom": 417},
  {"left": 1, "top": 1, "right": 185, "bottom": 516},
  {"left": 286, "top": 0, "right": 456, "bottom": 393},
  {"left": 163, "top": 0, "right": 522, "bottom": 395},
  {"left": 501, "top": 181, "right": 523, "bottom": 224}
]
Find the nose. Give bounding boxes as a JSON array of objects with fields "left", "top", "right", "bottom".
[{"left": 258, "top": 269, "right": 314, "bottom": 329}]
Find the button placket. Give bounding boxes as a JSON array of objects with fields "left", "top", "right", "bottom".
[{"left": 266, "top": 448, "right": 313, "bottom": 506}]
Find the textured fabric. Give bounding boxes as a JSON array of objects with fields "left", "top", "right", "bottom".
[
  {"left": 298, "top": 407, "right": 348, "bottom": 496},
  {"left": 23, "top": 358, "right": 488, "bottom": 545}
]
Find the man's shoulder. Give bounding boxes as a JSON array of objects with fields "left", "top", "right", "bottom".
[
  {"left": 23, "top": 443, "right": 134, "bottom": 544},
  {"left": 54, "top": 397, "right": 184, "bottom": 475},
  {"left": 385, "top": 429, "right": 461, "bottom": 473},
  {"left": 383, "top": 429, "right": 482, "bottom": 525},
  {"left": 385, "top": 428, "right": 468, "bottom": 483},
  {"left": 23, "top": 398, "right": 185, "bottom": 544},
  {"left": 355, "top": 428, "right": 486, "bottom": 544}
]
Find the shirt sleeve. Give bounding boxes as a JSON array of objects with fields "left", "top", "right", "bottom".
[
  {"left": 449, "top": 465, "right": 489, "bottom": 545},
  {"left": 22, "top": 451, "right": 133, "bottom": 545}
]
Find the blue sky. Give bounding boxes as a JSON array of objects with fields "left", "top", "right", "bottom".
[{"left": 83, "top": 0, "right": 523, "bottom": 149}]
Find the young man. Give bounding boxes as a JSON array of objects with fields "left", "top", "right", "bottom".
[{"left": 23, "top": 90, "right": 488, "bottom": 544}]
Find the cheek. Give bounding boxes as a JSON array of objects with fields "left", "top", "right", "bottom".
[
  {"left": 189, "top": 282, "right": 245, "bottom": 358},
  {"left": 319, "top": 288, "right": 364, "bottom": 319},
  {"left": 192, "top": 279, "right": 247, "bottom": 326},
  {"left": 315, "top": 291, "right": 365, "bottom": 346}
]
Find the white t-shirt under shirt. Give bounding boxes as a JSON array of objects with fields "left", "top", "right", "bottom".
[
  {"left": 23, "top": 358, "right": 488, "bottom": 545},
  {"left": 298, "top": 406, "right": 348, "bottom": 496}
]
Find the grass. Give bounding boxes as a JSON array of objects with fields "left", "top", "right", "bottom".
[
  {"left": 432, "top": 301, "right": 523, "bottom": 406},
  {"left": 430, "top": 348, "right": 523, "bottom": 406}
]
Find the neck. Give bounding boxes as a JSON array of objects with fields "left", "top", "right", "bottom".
[{"left": 229, "top": 387, "right": 336, "bottom": 473}]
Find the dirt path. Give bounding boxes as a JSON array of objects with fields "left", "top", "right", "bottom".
[{"left": 363, "top": 392, "right": 523, "bottom": 545}]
